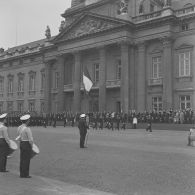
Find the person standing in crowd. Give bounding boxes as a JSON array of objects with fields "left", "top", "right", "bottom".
[
  {"left": 188, "top": 125, "right": 195, "bottom": 146},
  {"left": 17, "top": 114, "right": 34, "bottom": 178},
  {"left": 133, "top": 115, "right": 138, "bottom": 129},
  {"left": 146, "top": 114, "right": 152, "bottom": 132},
  {"left": 78, "top": 114, "right": 88, "bottom": 148},
  {"left": 53, "top": 114, "right": 57, "bottom": 128},
  {"left": 0, "top": 113, "right": 10, "bottom": 172}
]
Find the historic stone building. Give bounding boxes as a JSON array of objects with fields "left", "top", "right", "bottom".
[{"left": 0, "top": 0, "right": 195, "bottom": 114}]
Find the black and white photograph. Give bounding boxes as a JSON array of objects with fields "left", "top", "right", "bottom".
[{"left": 0, "top": 0, "right": 195, "bottom": 194}]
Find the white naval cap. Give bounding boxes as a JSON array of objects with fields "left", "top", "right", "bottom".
[
  {"left": 20, "top": 114, "right": 31, "bottom": 121},
  {"left": 0, "top": 113, "right": 7, "bottom": 119},
  {"left": 80, "top": 114, "right": 86, "bottom": 118}
]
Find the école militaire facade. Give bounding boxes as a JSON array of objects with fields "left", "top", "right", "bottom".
[{"left": 0, "top": 0, "right": 195, "bottom": 114}]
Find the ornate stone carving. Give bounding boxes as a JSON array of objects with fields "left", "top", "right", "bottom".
[
  {"left": 64, "top": 17, "right": 118, "bottom": 40},
  {"left": 117, "top": 0, "right": 128, "bottom": 15},
  {"left": 163, "top": 0, "right": 171, "bottom": 7}
]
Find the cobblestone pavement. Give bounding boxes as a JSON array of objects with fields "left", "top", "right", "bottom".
[{"left": 4, "top": 127, "right": 195, "bottom": 195}]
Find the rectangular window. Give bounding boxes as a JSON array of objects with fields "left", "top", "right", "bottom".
[
  {"left": 179, "top": 52, "right": 191, "bottom": 77},
  {"left": 116, "top": 59, "right": 121, "bottom": 80},
  {"left": 0, "top": 79, "right": 4, "bottom": 92},
  {"left": 152, "top": 96, "right": 163, "bottom": 111},
  {"left": 18, "top": 77, "right": 24, "bottom": 92},
  {"left": 41, "top": 102, "right": 45, "bottom": 113},
  {"left": 180, "top": 95, "right": 191, "bottom": 109},
  {"left": 94, "top": 63, "right": 99, "bottom": 83},
  {"left": 150, "top": 4, "right": 154, "bottom": 12},
  {"left": 29, "top": 75, "right": 35, "bottom": 91},
  {"left": 29, "top": 101, "right": 35, "bottom": 112},
  {"left": 41, "top": 73, "right": 45, "bottom": 90},
  {"left": 7, "top": 101, "right": 13, "bottom": 112},
  {"left": 55, "top": 72, "right": 59, "bottom": 89},
  {"left": 0, "top": 103, "right": 3, "bottom": 113},
  {"left": 55, "top": 102, "right": 58, "bottom": 113},
  {"left": 18, "top": 102, "right": 24, "bottom": 112},
  {"left": 152, "top": 56, "right": 162, "bottom": 79},
  {"left": 181, "top": 23, "right": 189, "bottom": 31},
  {"left": 8, "top": 79, "right": 13, "bottom": 93}
]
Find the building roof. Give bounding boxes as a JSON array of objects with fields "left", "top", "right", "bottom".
[{"left": 0, "top": 37, "right": 55, "bottom": 60}]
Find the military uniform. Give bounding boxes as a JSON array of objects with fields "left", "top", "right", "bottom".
[
  {"left": 0, "top": 113, "right": 10, "bottom": 172},
  {"left": 78, "top": 114, "right": 88, "bottom": 148},
  {"left": 18, "top": 115, "right": 33, "bottom": 178}
]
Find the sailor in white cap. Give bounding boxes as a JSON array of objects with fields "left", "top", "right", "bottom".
[
  {"left": 78, "top": 114, "right": 88, "bottom": 148},
  {"left": 0, "top": 113, "right": 11, "bottom": 172},
  {"left": 18, "top": 114, "right": 34, "bottom": 178}
]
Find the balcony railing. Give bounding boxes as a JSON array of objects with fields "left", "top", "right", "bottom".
[
  {"left": 64, "top": 84, "right": 73, "bottom": 92},
  {"left": 51, "top": 88, "right": 58, "bottom": 94},
  {"left": 29, "top": 90, "right": 36, "bottom": 96},
  {"left": 7, "top": 92, "right": 13, "bottom": 97},
  {"left": 17, "top": 91, "right": 24, "bottom": 97},
  {"left": 175, "top": 5, "right": 195, "bottom": 16},
  {"left": 132, "top": 5, "right": 195, "bottom": 23},
  {"left": 63, "top": 79, "right": 121, "bottom": 91},
  {"left": 106, "top": 80, "right": 121, "bottom": 88},
  {"left": 132, "top": 10, "right": 162, "bottom": 23},
  {"left": 148, "top": 78, "right": 163, "bottom": 86}
]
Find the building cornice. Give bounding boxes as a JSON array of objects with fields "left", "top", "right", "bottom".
[{"left": 0, "top": 51, "right": 42, "bottom": 63}]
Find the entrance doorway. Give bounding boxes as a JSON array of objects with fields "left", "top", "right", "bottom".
[{"left": 116, "top": 101, "right": 121, "bottom": 113}]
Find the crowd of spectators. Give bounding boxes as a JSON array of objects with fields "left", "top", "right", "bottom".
[{"left": 1, "top": 108, "right": 194, "bottom": 128}]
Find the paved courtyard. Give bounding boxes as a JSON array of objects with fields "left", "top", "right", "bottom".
[{"left": 2, "top": 127, "right": 195, "bottom": 195}]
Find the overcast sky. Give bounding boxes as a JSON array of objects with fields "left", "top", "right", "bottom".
[{"left": 0, "top": 0, "right": 71, "bottom": 50}]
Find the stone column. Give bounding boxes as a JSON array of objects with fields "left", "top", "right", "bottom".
[
  {"left": 193, "top": 46, "right": 195, "bottom": 110},
  {"left": 44, "top": 61, "right": 53, "bottom": 113},
  {"left": 162, "top": 37, "right": 173, "bottom": 110},
  {"left": 57, "top": 55, "right": 65, "bottom": 112},
  {"left": 99, "top": 46, "right": 107, "bottom": 112},
  {"left": 120, "top": 41, "right": 130, "bottom": 113},
  {"left": 137, "top": 42, "right": 146, "bottom": 112},
  {"left": 129, "top": 45, "right": 135, "bottom": 110},
  {"left": 73, "top": 51, "right": 81, "bottom": 113}
]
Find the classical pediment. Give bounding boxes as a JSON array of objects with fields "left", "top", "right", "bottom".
[
  {"left": 175, "top": 43, "right": 194, "bottom": 50},
  {"left": 53, "top": 12, "right": 130, "bottom": 43},
  {"left": 150, "top": 46, "right": 163, "bottom": 54}
]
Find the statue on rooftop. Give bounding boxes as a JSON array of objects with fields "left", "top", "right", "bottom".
[
  {"left": 59, "top": 20, "right": 66, "bottom": 33},
  {"left": 45, "top": 25, "right": 51, "bottom": 39},
  {"left": 0, "top": 48, "right": 4, "bottom": 54},
  {"left": 163, "top": 0, "right": 171, "bottom": 7}
]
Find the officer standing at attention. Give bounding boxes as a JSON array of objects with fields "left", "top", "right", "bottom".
[
  {"left": 0, "top": 113, "right": 10, "bottom": 172},
  {"left": 18, "top": 114, "right": 34, "bottom": 178},
  {"left": 78, "top": 114, "right": 88, "bottom": 148}
]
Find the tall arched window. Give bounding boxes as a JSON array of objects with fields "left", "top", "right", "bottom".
[
  {"left": 28, "top": 71, "right": 36, "bottom": 91},
  {"left": 17, "top": 72, "right": 25, "bottom": 92},
  {"left": 7, "top": 74, "right": 14, "bottom": 95},
  {"left": 139, "top": 3, "right": 144, "bottom": 14}
]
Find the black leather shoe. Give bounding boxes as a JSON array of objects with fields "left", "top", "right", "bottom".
[
  {"left": 0, "top": 170, "right": 9, "bottom": 172},
  {"left": 20, "top": 176, "right": 32, "bottom": 178}
]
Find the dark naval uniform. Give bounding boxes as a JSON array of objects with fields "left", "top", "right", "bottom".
[
  {"left": 0, "top": 114, "right": 10, "bottom": 172},
  {"left": 78, "top": 114, "right": 88, "bottom": 148}
]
